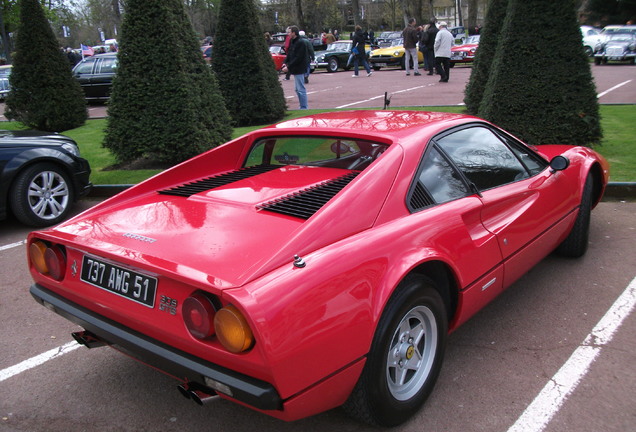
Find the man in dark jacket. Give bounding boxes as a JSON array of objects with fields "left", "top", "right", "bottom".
[
  {"left": 283, "top": 26, "right": 309, "bottom": 109},
  {"left": 423, "top": 19, "right": 438, "bottom": 75},
  {"left": 402, "top": 17, "right": 421, "bottom": 76}
]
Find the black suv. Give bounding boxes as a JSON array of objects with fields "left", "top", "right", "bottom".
[{"left": 72, "top": 53, "right": 118, "bottom": 100}]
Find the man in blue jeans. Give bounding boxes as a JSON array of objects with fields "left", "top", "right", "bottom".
[{"left": 282, "top": 26, "right": 309, "bottom": 109}]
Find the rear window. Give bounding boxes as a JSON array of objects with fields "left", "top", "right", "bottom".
[{"left": 244, "top": 136, "right": 388, "bottom": 171}]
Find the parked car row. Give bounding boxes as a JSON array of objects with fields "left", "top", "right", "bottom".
[{"left": 582, "top": 24, "right": 636, "bottom": 61}]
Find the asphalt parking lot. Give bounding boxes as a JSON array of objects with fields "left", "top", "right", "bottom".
[
  {"left": 1, "top": 64, "right": 635, "bottom": 431},
  {"left": 1, "top": 200, "right": 635, "bottom": 432}
]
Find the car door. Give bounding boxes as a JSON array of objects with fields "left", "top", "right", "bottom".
[
  {"left": 91, "top": 56, "right": 117, "bottom": 98},
  {"left": 73, "top": 57, "right": 97, "bottom": 98},
  {"left": 435, "top": 125, "right": 576, "bottom": 288},
  {"left": 409, "top": 143, "right": 504, "bottom": 327}
]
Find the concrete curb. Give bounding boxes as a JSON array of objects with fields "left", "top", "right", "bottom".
[{"left": 88, "top": 182, "right": 636, "bottom": 201}]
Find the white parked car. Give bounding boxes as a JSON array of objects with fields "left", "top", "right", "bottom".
[{"left": 581, "top": 25, "right": 602, "bottom": 56}]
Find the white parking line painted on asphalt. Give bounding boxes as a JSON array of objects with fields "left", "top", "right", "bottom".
[
  {"left": 507, "top": 276, "right": 636, "bottom": 432},
  {"left": 597, "top": 80, "right": 632, "bottom": 98},
  {"left": 0, "top": 240, "right": 25, "bottom": 252},
  {"left": 336, "top": 83, "right": 439, "bottom": 109},
  {"left": 0, "top": 341, "right": 81, "bottom": 383}
]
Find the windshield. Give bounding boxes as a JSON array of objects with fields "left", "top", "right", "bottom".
[
  {"left": 244, "top": 136, "right": 388, "bottom": 171},
  {"left": 465, "top": 35, "right": 480, "bottom": 44},
  {"left": 327, "top": 42, "right": 351, "bottom": 51},
  {"left": 608, "top": 34, "right": 634, "bottom": 41}
]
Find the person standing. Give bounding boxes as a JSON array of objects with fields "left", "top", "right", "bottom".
[
  {"left": 402, "top": 17, "right": 421, "bottom": 76},
  {"left": 283, "top": 26, "right": 292, "bottom": 80},
  {"left": 282, "top": 26, "right": 309, "bottom": 109},
  {"left": 351, "top": 25, "right": 372, "bottom": 77},
  {"left": 434, "top": 21, "right": 453, "bottom": 82},
  {"left": 299, "top": 30, "right": 314, "bottom": 84},
  {"left": 424, "top": 19, "right": 439, "bottom": 75}
]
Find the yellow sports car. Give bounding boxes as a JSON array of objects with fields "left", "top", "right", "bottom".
[{"left": 368, "top": 38, "right": 424, "bottom": 70}]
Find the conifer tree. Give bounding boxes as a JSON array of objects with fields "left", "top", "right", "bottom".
[
  {"left": 212, "top": 0, "right": 287, "bottom": 126},
  {"left": 478, "top": 0, "right": 601, "bottom": 146},
  {"left": 463, "top": 0, "right": 509, "bottom": 114},
  {"left": 5, "top": 0, "right": 87, "bottom": 131},
  {"left": 104, "top": 0, "right": 232, "bottom": 165}
]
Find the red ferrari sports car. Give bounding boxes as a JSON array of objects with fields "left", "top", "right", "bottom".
[{"left": 27, "top": 110, "right": 608, "bottom": 426}]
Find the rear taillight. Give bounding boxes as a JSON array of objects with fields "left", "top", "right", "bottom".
[
  {"left": 183, "top": 292, "right": 255, "bottom": 353},
  {"left": 183, "top": 292, "right": 218, "bottom": 339},
  {"left": 29, "top": 240, "right": 66, "bottom": 281}
]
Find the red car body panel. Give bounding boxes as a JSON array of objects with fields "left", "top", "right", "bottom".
[
  {"left": 27, "top": 110, "right": 609, "bottom": 422},
  {"left": 450, "top": 41, "right": 478, "bottom": 65}
]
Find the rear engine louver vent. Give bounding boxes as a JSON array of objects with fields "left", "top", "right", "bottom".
[
  {"left": 409, "top": 182, "right": 434, "bottom": 210},
  {"left": 257, "top": 172, "right": 360, "bottom": 219},
  {"left": 158, "top": 165, "right": 280, "bottom": 197}
]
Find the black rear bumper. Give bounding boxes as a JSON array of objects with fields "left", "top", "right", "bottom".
[{"left": 30, "top": 284, "right": 282, "bottom": 411}]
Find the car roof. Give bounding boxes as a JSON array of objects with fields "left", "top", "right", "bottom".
[
  {"left": 264, "top": 110, "right": 480, "bottom": 143},
  {"left": 601, "top": 25, "right": 636, "bottom": 33}
]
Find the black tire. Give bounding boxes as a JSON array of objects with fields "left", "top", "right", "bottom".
[
  {"left": 10, "top": 163, "right": 74, "bottom": 227},
  {"left": 327, "top": 57, "right": 339, "bottom": 73},
  {"left": 594, "top": 58, "right": 601, "bottom": 65},
  {"left": 556, "top": 173, "right": 593, "bottom": 258},
  {"left": 343, "top": 275, "right": 448, "bottom": 426},
  {"left": 372, "top": 66, "right": 381, "bottom": 71},
  {"left": 449, "top": 62, "right": 455, "bottom": 68},
  {"left": 584, "top": 46, "right": 593, "bottom": 57}
]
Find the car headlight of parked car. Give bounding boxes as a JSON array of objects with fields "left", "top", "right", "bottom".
[{"left": 61, "top": 142, "right": 81, "bottom": 157}]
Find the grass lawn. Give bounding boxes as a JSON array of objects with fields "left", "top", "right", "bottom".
[{"left": 1, "top": 105, "right": 633, "bottom": 184}]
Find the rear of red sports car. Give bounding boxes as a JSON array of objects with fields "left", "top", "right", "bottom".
[{"left": 27, "top": 119, "right": 411, "bottom": 420}]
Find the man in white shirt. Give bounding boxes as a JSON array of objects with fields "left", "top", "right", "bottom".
[{"left": 433, "top": 21, "right": 453, "bottom": 82}]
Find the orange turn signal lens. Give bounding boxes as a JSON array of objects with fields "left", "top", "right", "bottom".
[
  {"left": 214, "top": 305, "right": 254, "bottom": 353},
  {"left": 29, "top": 241, "right": 49, "bottom": 275}
]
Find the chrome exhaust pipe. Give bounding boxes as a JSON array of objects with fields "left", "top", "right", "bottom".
[
  {"left": 72, "top": 330, "right": 107, "bottom": 348},
  {"left": 177, "top": 383, "right": 219, "bottom": 405}
]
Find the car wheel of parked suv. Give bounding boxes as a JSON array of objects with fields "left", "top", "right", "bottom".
[{"left": 10, "top": 163, "right": 74, "bottom": 226}]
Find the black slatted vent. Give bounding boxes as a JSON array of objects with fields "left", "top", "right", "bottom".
[
  {"left": 257, "top": 172, "right": 360, "bottom": 219},
  {"left": 409, "top": 182, "right": 434, "bottom": 211},
  {"left": 158, "top": 165, "right": 280, "bottom": 197}
]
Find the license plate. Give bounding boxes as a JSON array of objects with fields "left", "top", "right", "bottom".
[
  {"left": 80, "top": 255, "right": 157, "bottom": 308},
  {"left": 375, "top": 63, "right": 387, "bottom": 67}
]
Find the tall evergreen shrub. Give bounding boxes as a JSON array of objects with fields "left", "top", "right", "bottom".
[
  {"left": 104, "top": 0, "right": 232, "bottom": 165},
  {"left": 463, "top": 0, "right": 509, "bottom": 114},
  {"left": 478, "top": 0, "right": 601, "bottom": 146},
  {"left": 212, "top": 0, "right": 287, "bottom": 126},
  {"left": 5, "top": 0, "right": 87, "bottom": 131}
]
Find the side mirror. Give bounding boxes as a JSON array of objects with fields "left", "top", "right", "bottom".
[{"left": 549, "top": 155, "right": 570, "bottom": 173}]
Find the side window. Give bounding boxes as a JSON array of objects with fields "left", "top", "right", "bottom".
[
  {"left": 99, "top": 58, "right": 118, "bottom": 74},
  {"left": 74, "top": 59, "right": 95, "bottom": 75},
  {"left": 497, "top": 133, "right": 547, "bottom": 176},
  {"left": 415, "top": 145, "right": 471, "bottom": 205},
  {"left": 436, "top": 126, "right": 529, "bottom": 191}
]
